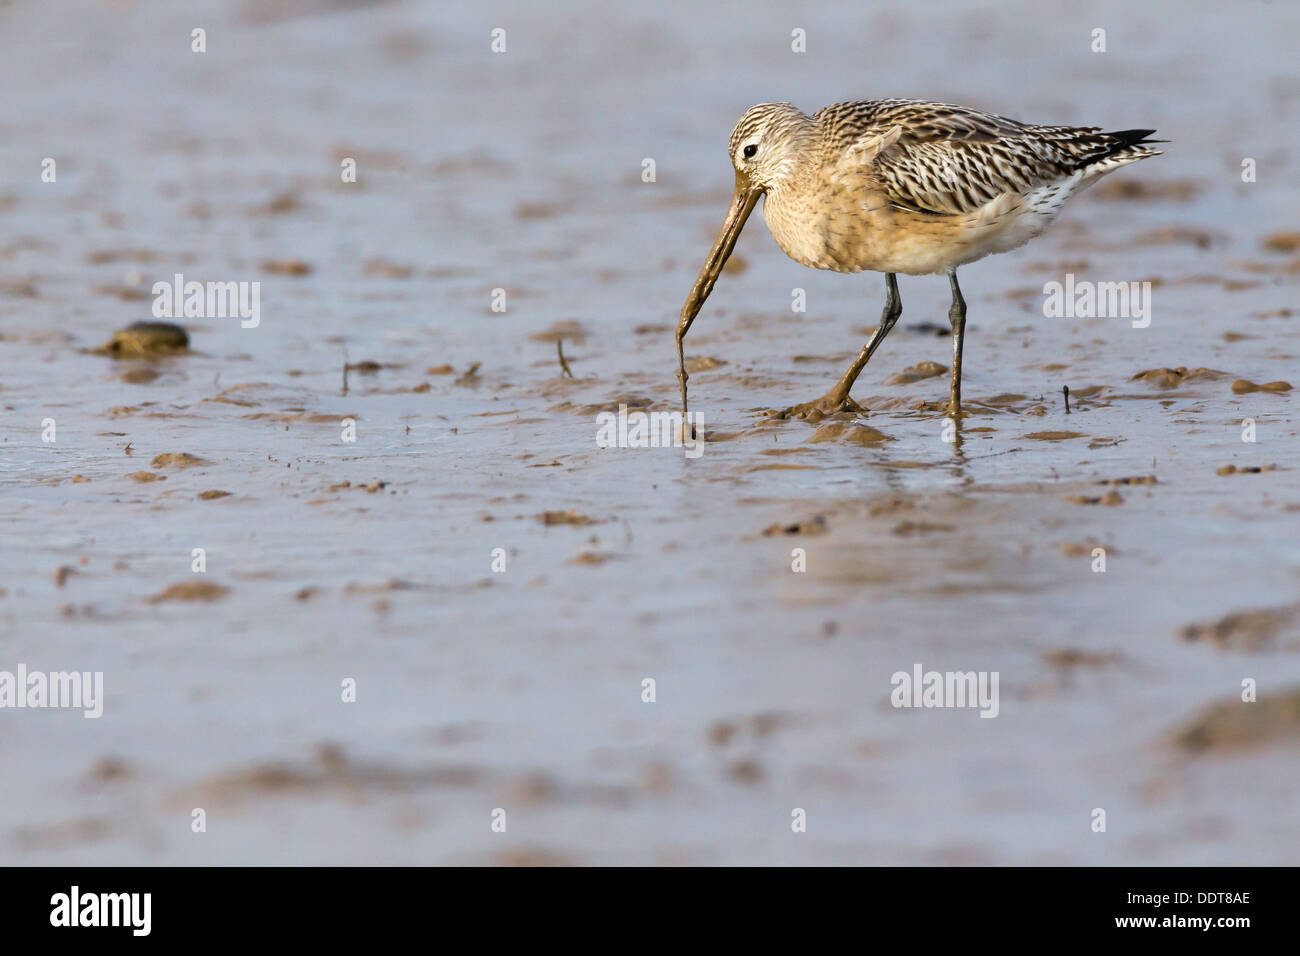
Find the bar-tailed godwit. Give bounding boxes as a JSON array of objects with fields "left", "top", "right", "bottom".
[{"left": 675, "top": 99, "right": 1163, "bottom": 420}]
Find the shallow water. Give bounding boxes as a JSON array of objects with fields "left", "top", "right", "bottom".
[{"left": 2, "top": 0, "right": 1299, "bottom": 864}]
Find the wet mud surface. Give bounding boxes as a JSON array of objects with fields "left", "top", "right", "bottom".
[{"left": 1, "top": 0, "right": 1299, "bottom": 864}]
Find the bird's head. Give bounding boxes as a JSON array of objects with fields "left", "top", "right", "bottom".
[{"left": 727, "top": 102, "right": 814, "bottom": 192}]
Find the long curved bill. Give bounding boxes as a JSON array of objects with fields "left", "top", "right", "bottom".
[{"left": 675, "top": 185, "right": 760, "bottom": 418}]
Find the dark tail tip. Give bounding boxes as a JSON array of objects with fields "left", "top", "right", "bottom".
[{"left": 1107, "top": 128, "right": 1168, "bottom": 146}]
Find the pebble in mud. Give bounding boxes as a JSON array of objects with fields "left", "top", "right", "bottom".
[
  {"left": 884, "top": 360, "right": 947, "bottom": 385},
  {"left": 570, "top": 551, "right": 615, "bottom": 565},
  {"left": 325, "top": 479, "right": 388, "bottom": 493},
  {"left": 1180, "top": 603, "right": 1300, "bottom": 652},
  {"left": 539, "top": 510, "right": 598, "bottom": 526},
  {"left": 1059, "top": 541, "right": 1114, "bottom": 557},
  {"left": 150, "top": 453, "right": 213, "bottom": 469},
  {"left": 260, "top": 259, "right": 313, "bottom": 276},
  {"left": 805, "top": 422, "right": 893, "bottom": 444},
  {"left": 1066, "top": 491, "right": 1123, "bottom": 506},
  {"left": 1216, "top": 464, "right": 1278, "bottom": 475},
  {"left": 1130, "top": 366, "right": 1226, "bottom": 389},
  {"left": 146, "top": 582, "right": 229, "bottom": 603},
  {"left": 91, "top": 321, "right": 189, "bottom": 357},
  {"left": 1097, "top": 475, "right": 1157, "bottom": 486},
  {"left": 1173, "top": 687, "right": 1300, "bottom": 753},
  {"left": 1231, "top": 378, "right": 1292, "bottom": 394},
  {"left": 761, "top": 515, "right": 827, "bottom": 537},
  {"left": 1261, "top": 231, "right": 1300, "bottom": 253}
]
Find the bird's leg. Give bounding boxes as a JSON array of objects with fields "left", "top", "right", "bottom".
[
  {"left": 778, "top": 273, "right": 901, "bottom": 421},
  {"left": 829, "top": 273, "right": 902, "bottom": 402},
  {"left": 947, "top": 270, "right": 967, "bottom": 417}
]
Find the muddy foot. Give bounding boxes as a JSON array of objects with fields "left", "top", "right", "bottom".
[{"left": 769, "top": 394, "right": 865, "bottom": 423}]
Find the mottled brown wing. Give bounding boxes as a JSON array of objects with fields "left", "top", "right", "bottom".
[{"left": 820, "top": 100, "right": 1128, "bottom": 216}]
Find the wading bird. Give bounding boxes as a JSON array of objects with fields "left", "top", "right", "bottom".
[{"left": 675, "top": 100, "right": 1162, "bottom": 420}]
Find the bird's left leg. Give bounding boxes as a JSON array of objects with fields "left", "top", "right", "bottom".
[
  {"left": 778, "top": 272, "right": 901, "bottom": 421},
  {"left": 947, "top": 270, "right": 967, "bottom": 417}
]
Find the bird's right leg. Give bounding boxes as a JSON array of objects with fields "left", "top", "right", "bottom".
[
  {"left": 946, "top": 270, "right": 967, "bottom": 417},
  {"left": 777, "top": 273, "right": 901, "bottom": 421}
]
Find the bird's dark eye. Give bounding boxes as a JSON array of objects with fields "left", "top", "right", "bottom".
[{"left": 743, "top": 144, "right": 758, "bottom": 159}]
